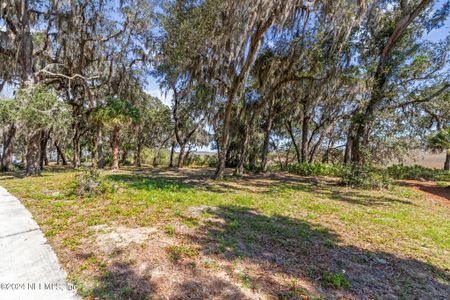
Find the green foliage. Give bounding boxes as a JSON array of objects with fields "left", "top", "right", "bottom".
[
  {"left": 321, "top": 272, "right": 350, "bottom": 289},
  {"left": 15, "top": 84, "right": 64, "bottom": 130},
  {"left": 74, "top": 168, "right": 108, "bottom": 196},
  {"left": 165, "top": 245, "right": 198, "bottom": 262},
  {"left": 184, "top": 154, "right": 217, "bottom": 167},
  {"left": 276, "top": 163, "right": 345, "bottom": 177},
  {"left": 93, "top": 97, "right": 139, "bottom": 127},
  {"left": 387, "top": 164, "right": 450, "bottom": 181},
  {"left": 0, "top": 98, "right": 17, "bottom": 124},
  {"left": 428, "top": 128, "right": 450, "bottom": 152},
  {"left": 340, "top": 165, "right": 392, "bottom": 189}
]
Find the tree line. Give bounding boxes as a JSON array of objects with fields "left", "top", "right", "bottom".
[{"left": 1, "top": 0, "right": 449, "bottom": 177}]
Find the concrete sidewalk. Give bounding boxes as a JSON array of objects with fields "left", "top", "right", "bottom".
[{"left": 0, "top": 186, "right": 80, "bottom": 300}]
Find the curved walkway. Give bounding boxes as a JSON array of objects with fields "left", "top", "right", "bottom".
[{"left": 0, "top": 186, "right": 80, "bottom": 300}]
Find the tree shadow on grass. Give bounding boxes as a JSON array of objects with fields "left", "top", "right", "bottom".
[
  {"left": 106, "top": 174, "right": 196, "bottom": 192},
  {"left": 74, "top": 235, "right": 247, "bottom": 299},
  {"left": 74, "top": 250, "right": 155, "bottom": 299},
  {"left": 0, "top": 165, "right": 73, "bottom": 180},
  {"left": 167, "top": 260, "right": 247, "bottom": 299},
  {"left": 327, "top": 190, "right": 415, "bottom": 206},
  {"left": 107, "top": 169, "right": 416, "bottom": 208},
  {"left": 0, "top": 171, "right": 24, "bottom": 180},
  {"left": 187, "top": 206, "right": 449, "bottom": 299},
  {"left": 90, "top": 261, "right": 155, "bottom": 300},
  {"left": 399, "top": 181, "right": 450, "bottom": 202}
]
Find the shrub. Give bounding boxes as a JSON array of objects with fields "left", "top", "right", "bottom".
[
  {"left": 387, "top": 164, "right": 450, "bottom": 181},
  {"left": 206, "top": 155, "right": 218, "bottom": 168},
  {"left": 74, "top": 167, "right": 108, "bottom": 196},
  {"left": 281, "top": 162, "right": 344, "bottom": 177},
  {"left": 321, "top": 271, "right": 351, "bottom": 289},
  {"left": 340, "top": 164, "right": 391, "bottom": 189}
]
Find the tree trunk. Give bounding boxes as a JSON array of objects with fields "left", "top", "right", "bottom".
[
  {"left": 54, "top": 141, "right": 67, "bottom": 165},
  {"left": 284, "top": 146, "right": 291, "bottom": 168},
  {"left": 169, "top": 141, "right": 175, "bottom": 167},
  {"left": 308, "top": 134, "right": 325, "bottom": 163},
  {"left": 286, "top": 121, "right": 301, "bottom": 163},
  {"left": 344, "top": 126, "right": 353, "bottom": 164},
  {"left": 96, "top": 124, "right": 105, "bottom": 169},
  {"left": 235, "top": 125, "right": 252, "bottom": 175},
  {"left": 121, "top": 149, "right": 128, "bottom": 165},
  {"left": 301, "top": 112, "right": 310, "bottom": 163},
  {"left": 215, "top": 88, "right": 236, "bottom": 178},
  {"left": 322, "top": 140, "right": 334, "bottom": 164},
  {"left": 249, "top": 150, "right": 257, "bottom": 170},
  {"left": 177, "top": 141, "right": 186, "bottom": 168},
  {"left": 39, "top": 130, "right": 50, "bottom": 169},
  {"left": 153, "top": 146, "right": 163, "bottom": 167},
  {"left": 25, "top": 130, "right": 42, "bottom": 176},
  {"left": 134, "top": 143, "right": 142, "bottom": 167},
  {"left": 261, "top": 101, "right": 274, "bottom": 173},
  {"left": 1, "top": 124, "right": 16, "bottom": 172},
  {"left": 445, "top": 150, "right": 450, "bottom": 171},
  {"left": 79, "top": 144, "right": 83, "bottom": 165},
  {"left": 185, "top": 144, "right": 193, "bottom": 165},
  {"left": 72, "top": 124, "right": 81, "bottom": 168},
  {"left": 111, "top": 125, "right": 120, "bottom": 170},
  {"left": 350, "top": 105, "right": 374, "bottom": 165},
  {"left": 18, "top": 0, "right": 37, "bottom": 174}
]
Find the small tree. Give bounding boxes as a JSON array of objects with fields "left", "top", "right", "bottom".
[
  {"left": 94, "top": 97, "right": 139, "bottom": 170},
  {"left": 428, "top": 128, "right": 450, "bottom": 170}
]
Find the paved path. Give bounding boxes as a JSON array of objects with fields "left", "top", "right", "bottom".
[{"left": 0, "top": 186, "right": 80, "bottom": 300}]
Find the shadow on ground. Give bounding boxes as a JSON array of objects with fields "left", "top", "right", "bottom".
[
  {"left": 399, "top": 180, "right": 450, "bottom": 203},
  {"left": 75, "top": 203, "right": 449, "bottom": 298},
  {"left": 106, "top": 168, "right": 416, "bottom": 207},
  {"left": 185, "top": 206, "right": 449, "bottom": 299}
]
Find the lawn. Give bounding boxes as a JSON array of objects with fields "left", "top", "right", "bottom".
[{"left": 1, "top": 166, "right": 449, "bottom": 299}]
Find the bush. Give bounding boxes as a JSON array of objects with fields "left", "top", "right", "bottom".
[
  {"left": 206, "top": 155, "right": 218, "bottom": 168},
  {"left": 280, "top": 162, "right": 345, "bottom": 177},
  {"left": 74, "top": 167, "right": 108, "bottom": 196},
  {"left": 387, "top": 164, "right": 450, "bottom": 181},
  {"left": 340, "top": 164, "right": 391, "bottom": 189},
  {"left": 321, "top": 271, "right": 351, "bottom": 289}
]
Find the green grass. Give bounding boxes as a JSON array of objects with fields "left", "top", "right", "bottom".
[
  {"left": 165, "top": 245, "right": 198, "bottom": 262},
  {"left": 321, "top": 272, "right": 351, "bottom": 289},
  {"left": 0, "top": 166, "right": 449, "bottom": 299}
]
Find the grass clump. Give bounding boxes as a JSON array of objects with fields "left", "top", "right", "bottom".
[
  {"left": 164, "top": 224, "right": 176, "bottom": 236},
  {"left": 321, "top": 271, "right": 351, "bottom": 289},
  {"left": 165, "top": 245, "right": 198, "bottom": 262},
  {"left": 74, "top": 167, "right": 108, "bottom": 196}
]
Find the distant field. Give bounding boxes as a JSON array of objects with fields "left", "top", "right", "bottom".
[{"left": 389, "top": 150, "right": 447, "bottom": 169}]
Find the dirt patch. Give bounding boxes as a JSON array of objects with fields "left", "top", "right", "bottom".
[
  {"left": 91, "top": 225, "right": 158, "bottom": 253},
  {"left": 186, "top": 205, "right": 219, "bottom": 218},
  {"left": 400, "top": 180, "right": 450, "bottom": 206}
]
